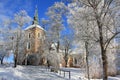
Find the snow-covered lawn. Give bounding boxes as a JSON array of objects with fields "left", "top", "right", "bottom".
[
  {"left": 58, "top": 67, "right": 120, "bottom": 80},
  {"left": 0, "top": 64, "right": 120, "bottom": 80},
  {"left": 0, "top": 65, "right": 66, "bottom": 80}
]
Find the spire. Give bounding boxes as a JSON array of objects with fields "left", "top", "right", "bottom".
[{"left": 32, "top": 5, "right": 39, "bottom": 25}]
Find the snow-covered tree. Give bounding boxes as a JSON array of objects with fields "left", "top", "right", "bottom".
[
  {"left": 12, "top": 10, "right": 32, "bottom": 67},
  {"left": 40, "top": 2, "right": 70, "bottom": 69},
  {"left": 68, "top": 0, "right": 120, "bottom": 80},
  {"left": 61, "top": 32, "right": 74, "bottom": 67},
  {"left": 0, "top": 19, "right": 13, "bottom": 64},
  {"left": 46, "top": 2, "right": 68, "bottom": 53},
  {"left": 40, "top": 18, "right": 49, "bottom": 30},
  {"left": 41, "top": 33, "right": 61, "bottom": 69}
]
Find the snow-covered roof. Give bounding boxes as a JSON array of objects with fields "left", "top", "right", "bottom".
[
  {"left": 25, "top": 24, "right": 45, "bottom": 31},
  {"left": 51, "top": 43, "right": 57, "bottom": 49}
]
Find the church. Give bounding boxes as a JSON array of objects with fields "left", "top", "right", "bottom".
[
  {"left": 17, "top": 7, "right": 76, "bottom": 67},
  {"left": 17, "top": 7, "right": 46, "bottom": 65},
  {"left": 25, "top": 7, "right": 45, "bottom": 54}
]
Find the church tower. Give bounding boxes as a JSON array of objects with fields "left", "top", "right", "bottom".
[{"left": 25, "top": 6, "right": 45, "bottom": 54}]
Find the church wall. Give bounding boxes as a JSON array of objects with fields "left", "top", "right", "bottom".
[
  {"left": 34, "top": 27, "right": 45, "bottom": 53},
  {"left": 25, "top": 27, "right": 45, "bottom": 54},
  {"left": 25, "top": 28, "right": 36, "bottom": 53}
]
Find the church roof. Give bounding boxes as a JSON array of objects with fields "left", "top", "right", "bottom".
[
  {"left": 25, "top": 6, "right": 45, "bottom": 31},
  {"left": 25, "top": 24, "right": 45, "bottom": 31}
]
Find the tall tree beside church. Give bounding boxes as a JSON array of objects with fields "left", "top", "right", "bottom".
[
  {"left": 61, "top": 32, "right": 74, "bottom": 67},
  {"left": 13, "top": 10, "right": 31, "bottom": 67},
  {"left": 68, "top": 0, "right": 120, "bottom": 80},
  {"left": 46, "top": 2, "right": 68, "bottom": 53}
]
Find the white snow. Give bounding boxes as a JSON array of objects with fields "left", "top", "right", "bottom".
[
  {"left": 0, "top": 64, "right": 120, "bottom": 80},
  {"left": 0, "top": 65, "right": 66, "bottom": 80},
  {"left": 25, "top": 24, "right": 45, "bottom": 31}
]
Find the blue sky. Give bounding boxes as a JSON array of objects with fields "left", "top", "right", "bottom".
[{"left": 0, "top": 0, "right": 61, "bottom": 23}]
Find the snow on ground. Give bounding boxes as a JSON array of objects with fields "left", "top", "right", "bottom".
[
  {"left": 58, "top": 67, "right": 120, "bottom": 80},
  {"left": 57, "top": 67, "right": 85, "bottom": 80},
  {"left": 0, "top": 64, "right": 120, "bottom": 80},
  {"left": 0, "top": 65, "right": 66, "bottom": 80}
]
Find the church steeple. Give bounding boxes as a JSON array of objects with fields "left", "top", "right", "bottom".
[{"left": 32, "top": 5, "right": 39, "bottom": 25}]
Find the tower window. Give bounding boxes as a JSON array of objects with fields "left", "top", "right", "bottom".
[
  {"left": 27, "top": 42, "right": 31, "bottom": 49},
  {"left": 28, "top": 33, "right": 31, "bottom": 38},
  {"left": 38, "top": 33, "right": 40, "bottom": 38}
]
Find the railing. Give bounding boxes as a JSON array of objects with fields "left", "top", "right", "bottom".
[
  {"left": 59, "top": 68, "right": 71, "bottom": 79},
  {"left": 45, "top": 66, "right": 71, "bottom": 79}
]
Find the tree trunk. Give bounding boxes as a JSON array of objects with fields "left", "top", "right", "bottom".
[
  {"left": 14, "top": 54, "right": 17, "bottom": 67},
  {"left": 64, "top": 48, "right": 67, "bottom": 67},
  {"left": 99, "top": 28, "right": 108, "bottom": 80},
  {"left": 0, "top": 58, "right": 4, "bottom": 64},
  {"left": 97, "top": 19, "right": 108, "bottom": 80},
  {"left": 14, "top": 34, "right": 19, "bottom": 68},
  {"left": 101, "top": 50, "right": 108, "bottom": 80},
  {"left": 85, "top": 41, "right": 90, "bottom": 80},
  {"left": 25, "top": 54, "right": 28, "bottom": 65},
  {"left": 0, "top": 56, "right": 5, "bottom": 64},
  {"left": 65, "top": 57, "right": 68, "bottom": 67},
  {"left": 14, "top": 49, "right": 18, "bottom": 68},
  {"left": 57, "top": 41, "right": 60, "bottom": 53},
  {"left": 94, "top": 8, "right": 108, "bottom": 79}
]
